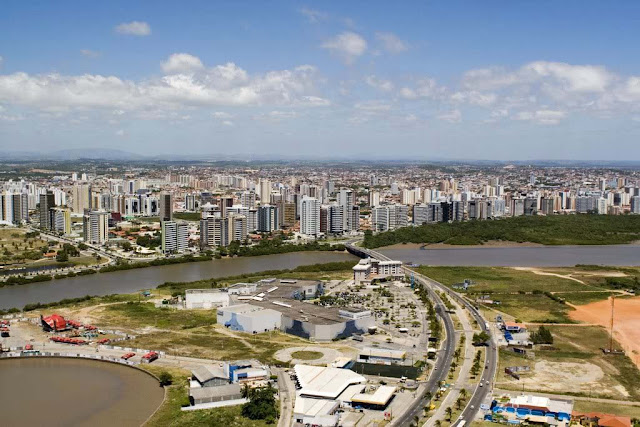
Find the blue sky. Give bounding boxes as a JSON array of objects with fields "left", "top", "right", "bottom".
[{"left": 1, "top": 1, "right": 640, "bottom": 160}]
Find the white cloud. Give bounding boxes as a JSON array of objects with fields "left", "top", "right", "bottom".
[
  {"left": 222, "top": 120, "right": 234, "bottom": 126},
  {"left": 0, "top": 63, "right": 324, "bottom": 113},
  {"left": 212, "top": 111, "right": 233, "bottom": 119},
  {"left": 513, "top": 109, "right": 566, "bottom": 125},
  {"left": 365, "top": 76, "right": 394, "bottom": 92},
  {"left": 375, "top": 32, "right": 408, "bottom": 54},
  {"left": 321, "top": 32, "right": 367, "bottom": 64},
  {"left": 299, "top": 8, "right": 328, "bottom": 23},
  {"left": 114, "top": 21, "right": 151, "bottom": 36},
  {"left": 80, "top": 49, "right": 100, "bottom": 58},
  {"left": 437, "top": 109, "right": 462, "bottom": 123},
  {"left": 115, "top": 129, "right": 125, "bottom": 136},
  {"left": 399, "top": 78, "right": 444, "bottom": 100},
  {"left": 255, "top": 110, "right": 299, "bottom": 121},
  {"left": 0, "top": 56, "right": 4, "bottom": 67},
  {"left": 354, "top": 100, "right": 392, "bottom": 112},
  {"left": 450, "top": 90, "right": 497, "bottom": 106},
  {"left": 161, "top": 53, "right": 204, "bottom": 74}
]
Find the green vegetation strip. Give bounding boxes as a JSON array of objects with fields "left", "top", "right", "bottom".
[{"left": 363, "top": 215, "right": 640, "bottom": 248}]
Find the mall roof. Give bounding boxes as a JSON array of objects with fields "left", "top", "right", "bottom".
[
  {"left": 351, "top": 385, "right": 396, "bottom": 406},
  {"left": 294, "top": 364, "right": 366, "bottom": 399},
  {"left": 293, "top": 397, "right": 339, "bottom": 417}
]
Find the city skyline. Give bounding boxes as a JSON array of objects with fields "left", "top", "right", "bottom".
[{"left": 2, "top": 1, "right": 640, "bottom": 160}]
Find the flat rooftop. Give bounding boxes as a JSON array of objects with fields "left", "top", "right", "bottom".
[{"left": 229, "top": 278, "right": 347, "bottom": 325}]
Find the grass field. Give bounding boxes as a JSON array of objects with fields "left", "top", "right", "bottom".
[
  {"left": 126, "top": 327, "right": 310, "bottom": 365},
  {"left": 99, "top": 302, "right": 218, "bottom": 330},
  {"left": 490, "top": 293, "right": 571, "bottom": 323},
  {"left": 291, "top": 351, "right": 324, "bottom": 360},
  {"left": 417, "top": 266, "right": 602, "bottom": 293}
]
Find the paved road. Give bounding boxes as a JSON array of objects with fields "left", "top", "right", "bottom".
[
  {"left": 347, "top": 244, "right": 457, "bottom": 427},
  {"left": 351, "top": 242, "right": 498, "bottom": 425},
  {"left": 417, "top": 271, "right": 498, "bottom": 424},
  {"left": 276, "top": 368, "right": 295, "bottom": 427}
]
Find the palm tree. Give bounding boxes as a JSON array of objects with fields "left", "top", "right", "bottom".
[
  {"left": 456, "top": 396, "right": 464, "bottom": 410},
  {"left": 445, "top": 407, "right": 453, "bottom": 422},
  {"left": 425, "top": 391, "right": 432, "bottom": 402},
  {"left": 435, "top": 420, "right": 442, "bottom": 427},
  {"left": 460, "top": 388, "right": 468, "bottom": 400}
]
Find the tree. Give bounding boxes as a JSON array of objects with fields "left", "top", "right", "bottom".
[
  {"left": 445, "top": 406, "right": 453, "bottom": 421},
  {"left": 460, "top": 388, "right": 468, "bottom": 400},
  {"left": 56, "top": 250, "right": 69, "bottom": 262},
  {"left": 472, "top": 331, "right": 490, "bottom": 346},
  {"left": 158, "top": 370, "right": 172, "bottom": 386},
  {"left": 531, "top": 325, "right": 554, "bottom": 344},
  {"left": 241, "top": 384, "right": 279, "bottom": 423},
  {"left": 434, "top": 421, "right": 442, "bottom": 427},
  {"left": 456, "top": 396, "right": 464, "bottom": 410}
]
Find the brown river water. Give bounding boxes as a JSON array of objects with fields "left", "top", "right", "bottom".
[{"left": 0, "top": 357, "right": 164, "bottom": 427}]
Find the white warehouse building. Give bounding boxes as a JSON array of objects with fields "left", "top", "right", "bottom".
[
  {"left": 185, "top": 289, "right": 230, "bottom": 309},
  {"left": 217, "top": 304, "right": 282, "bottom": 334}
]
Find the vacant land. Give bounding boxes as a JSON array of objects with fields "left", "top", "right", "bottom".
[
  {"left": 496, "top": 325, "right": 640, "bottom": 401},
  {"left": 0, "top": 228, "right": 48, "bottom": 265},
  {"left": 417, "top": 266, "right": 638, "bottom": 323},
  {"left": 99, "top": 302, "right": 218, "bottom": 330},
  {"left": 363, "top": 215, "right": 640, "bottom": 248},
  {"left": 570, "top": 296, "right": 640, "bottom": 369}
]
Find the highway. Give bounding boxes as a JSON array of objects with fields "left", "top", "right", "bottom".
[
  {"left": 349, "top": 242, "right": 498, "bottom": 425},
  {"left": 347, "top": 243, "right": 456, "bottom": 426}
]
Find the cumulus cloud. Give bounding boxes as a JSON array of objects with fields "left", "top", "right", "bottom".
[
  {"left": 161, "top": 53, "right": 204, "bottom": 74},
  {"left": 354, "top": 100, "right": 392, "bottom": 112},
  {"left": 375, "top": 32, "right": 408, "bottom": 54},
  {"left": 0, "top": 56, "right": 4, "bottom": 67},
  {"left": 322, "top": 32, "right": 367, "bottom": 64},
  {"left": 0, "top": 61, "right": 326, "bottom": 114},
  {"left": 299, "top": 8, "right": 328, "bottom": 23},
  {"left": 115, "top": 21, "right": 151, "bottom": 36},
  {"left": 437, "top": 109, "right": 462, "bottom": 123},
  {"left": 365, "top": 76, "right": 394, "bottom": 92}
]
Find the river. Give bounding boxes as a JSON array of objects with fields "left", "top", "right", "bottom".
[
  {"left": 379, "top": 244, "right": 640, "bottom": 267},
  {"left": 0, "top": 251, "right": 356, "bottom": 310},
  {"left": 0, "top": 357, "right": 164, "bottom": 427}
]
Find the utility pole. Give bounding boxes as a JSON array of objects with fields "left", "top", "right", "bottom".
[{"left": 609, "top": 296, "right": 615, "bottom": 353}]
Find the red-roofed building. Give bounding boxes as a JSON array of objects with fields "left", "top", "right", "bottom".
[
  {"left": 573, "top": 412, "right": 631, "bottom": 427},
  {"left": 41, "top": 314, "right": 68, "bottom": 332}
]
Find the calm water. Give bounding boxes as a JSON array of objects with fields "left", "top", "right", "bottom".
[
  {"left": 379, "top": 244, "right": 640, "bottom": 267},
  {"left": 0, "top": 357, "right": 164, "bottom": 427},
  {"left": 0, "top": 252, "right": 356, "bottom": 310}
]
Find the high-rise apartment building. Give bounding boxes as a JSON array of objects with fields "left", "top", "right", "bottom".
[
  {"left": 83, "top": 210, "right": 109, "bottom": 244},
  {"left": 161, "top": 220, "right": 188, "bottom": 254},
  {"left": 257, "top": 205, "right": 279, "bottom": 232},
  {"left": 159, "top": 192, "right": 173, "bottom": 222},
  {"left": 300, "top": 197, "right": 320, "bottom": 236},
  {"left": 39, "top": 191, "right": 56, "bottom": 230},
  {"left": 372, "top": 204, "right": 408, "bottom": 232},
  {"left": 72, "top": 183, "right": 91, "bottom": 213},
  {"left": 258, "top": 179, "right": 271, "bottom": 205}
]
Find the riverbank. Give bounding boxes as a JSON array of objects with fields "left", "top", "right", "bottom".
[
  {"left": 0, "top": 252, "right": 357, "bottom": 311},
  {"left": 382, "top": 241, "right": 546, "bottom": 250}
]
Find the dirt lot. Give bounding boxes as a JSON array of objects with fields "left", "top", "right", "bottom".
[{"left": 570, "top": 296, "right": 640, "bottom": 369}]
